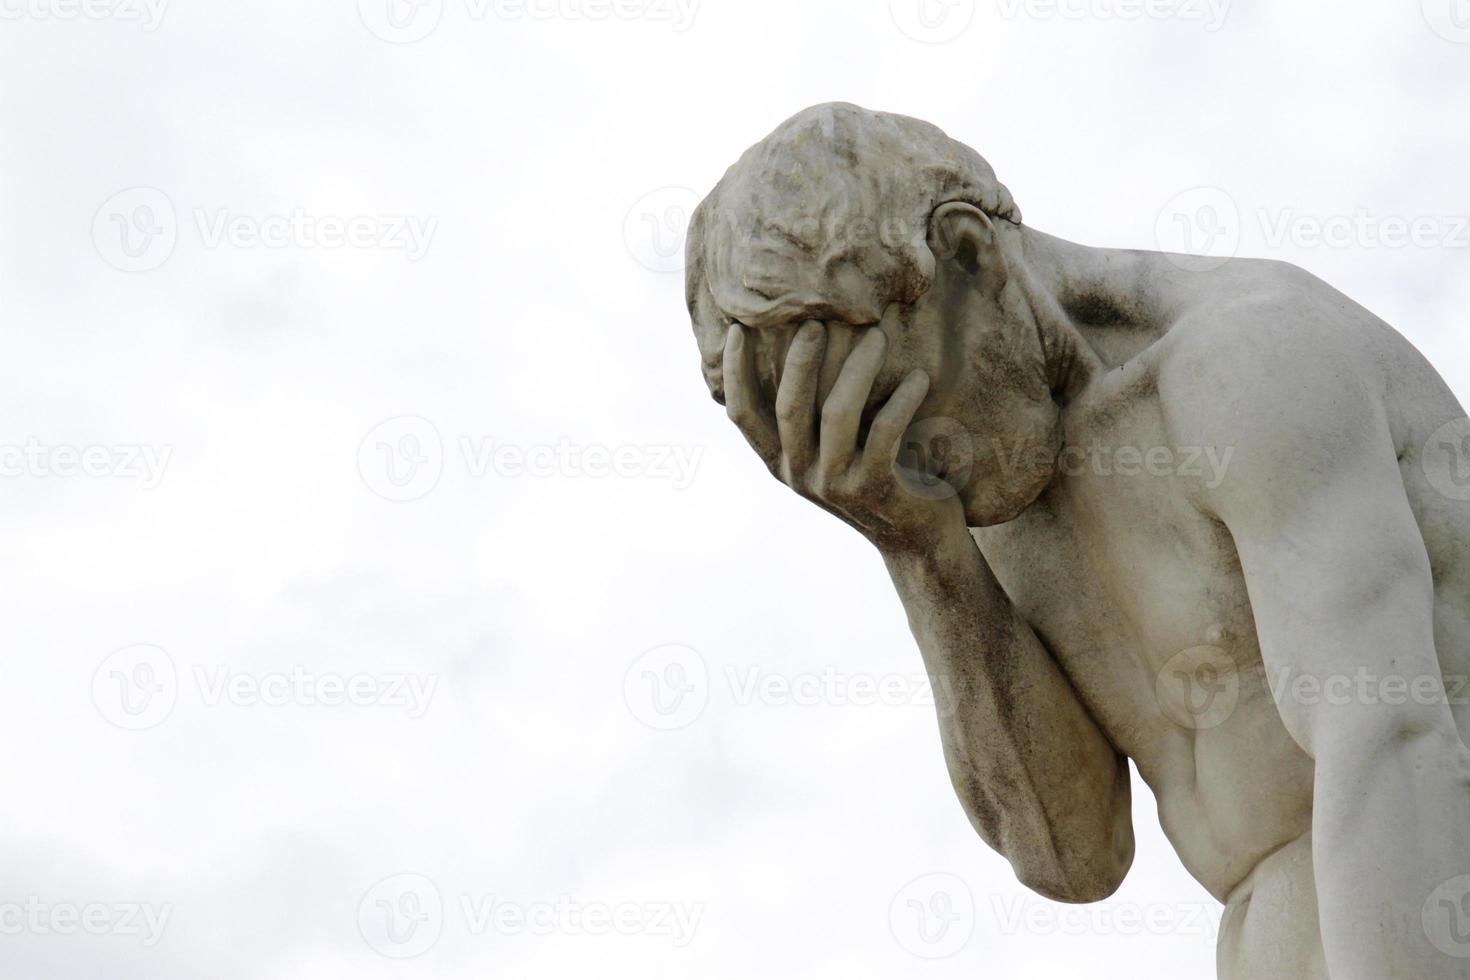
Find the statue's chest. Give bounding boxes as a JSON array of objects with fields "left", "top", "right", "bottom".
[{"left": 973, "top": 467, "right": 1264, "bottom": 751}]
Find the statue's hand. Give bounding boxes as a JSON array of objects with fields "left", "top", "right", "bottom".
[{"left": 723, "top": 319, "right": 966, "bottom": 555}]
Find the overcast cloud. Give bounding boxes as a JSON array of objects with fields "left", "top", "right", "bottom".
[{"left": 1, "top": 0, "right": 1467, "bottom": 976}]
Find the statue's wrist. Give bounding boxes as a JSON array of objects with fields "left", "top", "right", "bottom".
[{"left": 878, "top": 524, "right": 981, "bottom": 580}]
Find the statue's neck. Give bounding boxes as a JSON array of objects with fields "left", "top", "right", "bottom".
[{"left": 1012, "top": 227, "right": 1200, "bottom": 401}]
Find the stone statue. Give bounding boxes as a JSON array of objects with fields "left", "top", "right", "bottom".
[{"left": 683, "top": 103, "right": 1470, "bottom": 978}]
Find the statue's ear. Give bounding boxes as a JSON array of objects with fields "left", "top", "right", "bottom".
[{"left": 927, "top": 202, "right": 1008, "bottom": 299}]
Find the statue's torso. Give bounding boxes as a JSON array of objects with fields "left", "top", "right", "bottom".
[{"left": 972, "top": 263, "right": 1470, "bottom": 904}]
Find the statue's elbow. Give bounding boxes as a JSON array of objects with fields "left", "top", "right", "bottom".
[
  {"left": 1013, "top": 852, "right": 1130, "bottom": 904},
  {"left": 954, "top": 766, "right": 1134, "bottom": 903},
  {"left": 1011, "top": 817, "right": 1135, "bottom": 904}
]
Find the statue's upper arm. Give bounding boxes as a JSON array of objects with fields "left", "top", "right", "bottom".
[{"left": 1157, "top": 311, "right": 1442, "bottom": 756}]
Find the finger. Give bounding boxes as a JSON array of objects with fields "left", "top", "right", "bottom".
[
  {"left": 774, "top": 320, "right": 826, "bottom": 480},
  {"left": 816, "top": 322, "right": 856, "bottom": 407},
  {"left": 723, "top": 323, "right": 781, "bottom": 472},
  {"left": 818, "top": 329, "right": 888, "bottom": 476},
  {"left": 861, "top": 369, "right": 931, "bottom": 476}
]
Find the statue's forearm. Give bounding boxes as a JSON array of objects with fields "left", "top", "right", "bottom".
[{"left": 881, "top": 531, "right": 1134, "bottom": 902}]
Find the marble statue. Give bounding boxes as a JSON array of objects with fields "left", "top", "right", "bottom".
[{"left": 683, "top": 103, "right": 1470, "bottom": 978}]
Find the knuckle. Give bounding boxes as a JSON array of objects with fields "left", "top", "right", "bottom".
[
  {"left": 867, "top": 417, "right": 901, "bottom": 446},
  {"left": 783, "top": 451, "right": 811, "bottom": 481},
  {"left": 821, "top": 387, "right": 852, "bottom": 414},
  {"left": 824, "top": 475, "right": 859, "bottom": 507},
  {"left": 773, "top": 397, "right": 802, "bottom": 425},
  {"left": 853, "top": 469, "right": 886, "bottom": 499},
  {"left": 790, "top": 477, "right": 818, "bottom": 503},
  {"left": 820, "top": 401, "right": 854, "bottom": 432},
  {"left": 787, "top": 341, "right": 820, "bottom": 370},
  {"left": 779, "top": 456, "right": 808, "bottom": 489}
]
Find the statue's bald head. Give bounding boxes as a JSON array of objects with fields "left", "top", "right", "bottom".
[{"left": 685, "top": 103, "right": 1021, "bottom": 402}]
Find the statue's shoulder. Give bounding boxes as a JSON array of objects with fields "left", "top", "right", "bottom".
[
  {"left": 1147, "top": 257, "right": 1398, "bottom": 493},
  {"left": 1152, "top": 257, "right": 1387, "bottom": 396}
]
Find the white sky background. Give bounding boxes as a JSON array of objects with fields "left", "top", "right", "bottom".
[{"left": 1, "top": 0, "right": 1468, "bottom": 976}]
